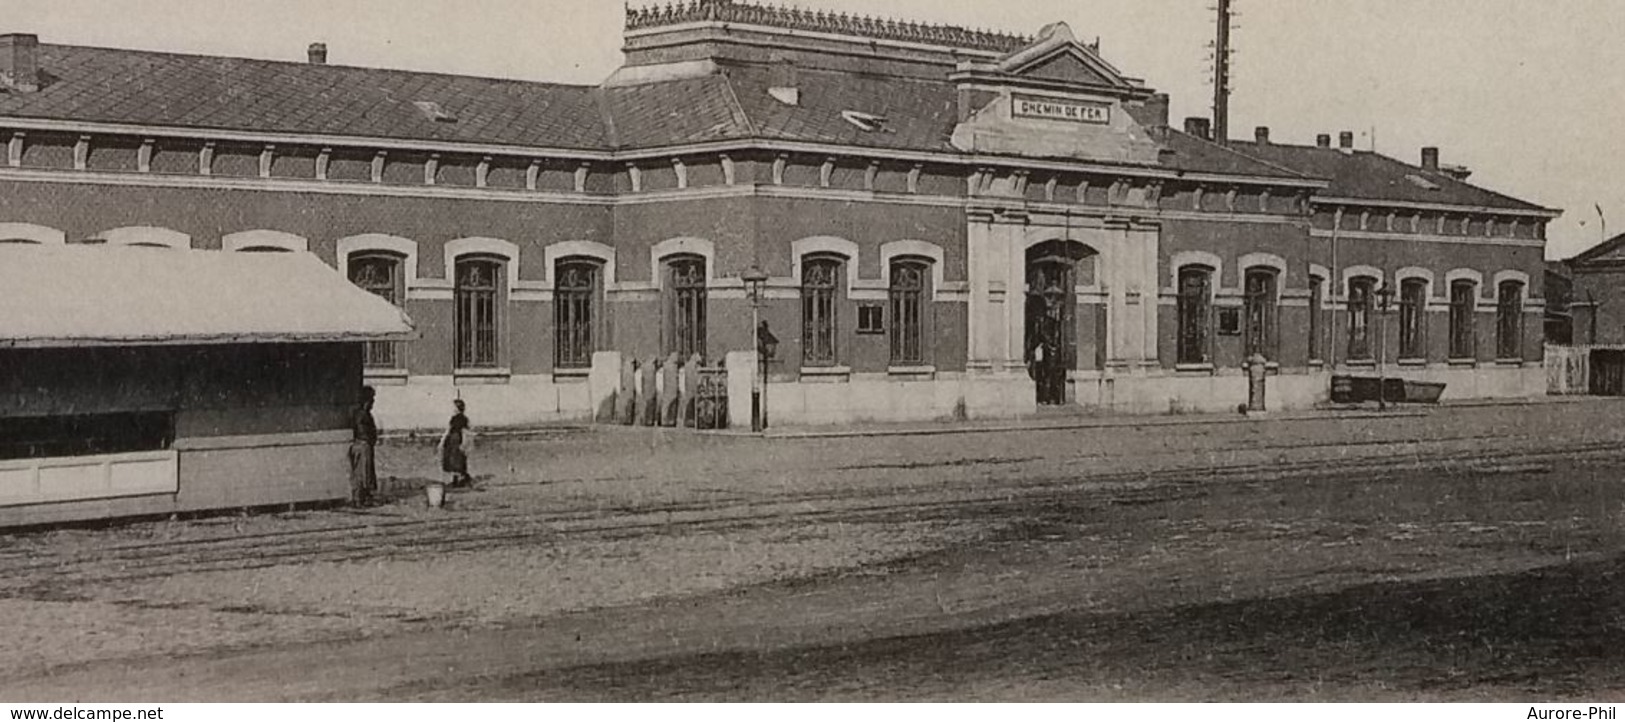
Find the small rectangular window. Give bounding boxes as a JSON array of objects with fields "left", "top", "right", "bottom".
[
  {"left": 857, "top": 304, "right": 885, "bottom": 334},
  {"left": 1217, "top": 308, "right": 1242, "bottom": 336}
]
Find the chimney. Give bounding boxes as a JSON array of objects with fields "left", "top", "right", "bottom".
[
  {"left": 1254, "top": 126, "right": 1270, "bottom": 145},
  {"left": 1316, "top": 134, "right": 1332, "bottom": 148},
  {"left": 1183, "top": 116, "right": 1212, "bottom": 140},
  {"left": 1339, "top": 131, "right": 1355, "bottom": 151},
  {"left": 1126, "top": 92, "right": 1170, "bottom": 128},
  {"left": 307, "top": 42, "right": 328, "bottom": 65},
  {"left": 1421, "top": 146, "right": 1440, "bottom": 171},
  {"left": 0, "top": 34, "right": 41, "bottom": 93}
]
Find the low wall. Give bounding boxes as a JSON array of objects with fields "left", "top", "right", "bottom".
[
  {"left": 371, "top": 374, "right": 600, "bottom": 432},
  {"left": 0, "top": 430, "right": 350, "bottom": 529}
]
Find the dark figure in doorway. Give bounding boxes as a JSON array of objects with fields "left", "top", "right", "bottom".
[
  {"left": 1026, "top": 301, "right": 1067, "bottom": 406},
  {"left": 349, "top": 386, "right": 379, "bottom": 505},
  {"left": 440, "top": 399, "right": 473, "bottom": 488}
]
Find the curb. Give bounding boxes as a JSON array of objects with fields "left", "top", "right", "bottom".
[
  {"left": 756, "top": 408, "right": 1431, "bottom": 440},
  {"left": 756, "top": 396, "right": 1604, "bottom": 440}
]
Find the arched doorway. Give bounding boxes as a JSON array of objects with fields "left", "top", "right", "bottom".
[{"left": 1025, "top": 240, "right": 1093, "bottom": 406}]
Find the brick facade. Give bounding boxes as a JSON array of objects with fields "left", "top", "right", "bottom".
[{"left": 0, "top": 5, "right": 1560, "bottom": 427}]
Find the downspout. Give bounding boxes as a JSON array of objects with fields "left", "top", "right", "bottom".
[
  {"left": 1329, "top": 206, "right": 1342, "bottom": 369},
  {"left": 1587, "top": 290, "right": 1598, "bottom": 346}
]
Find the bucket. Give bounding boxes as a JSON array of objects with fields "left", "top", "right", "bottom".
[{"left": 425, "top": 482, "right": 446, "bottom": 509}]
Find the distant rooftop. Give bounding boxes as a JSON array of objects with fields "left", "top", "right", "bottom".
[{"left": 624, "top": 0, "right": 1032, "bottom": 54}]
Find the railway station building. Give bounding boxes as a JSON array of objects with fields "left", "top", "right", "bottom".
[{"left": 0, "top": 0, "right": 1560, "bottom": 428}]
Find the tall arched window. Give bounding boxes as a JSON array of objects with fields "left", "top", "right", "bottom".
[
  {"left": 1449, "top": 280, "right": 1477, "bottom": 360},
  {"left": 555, "top": 258, "right": 601, "bottom": 370},
  {"left": 1398, "top": 278, "right": 1428, "bottom": 361},
  {"left": 349, "top": 253, "right": 404, "bottom": 369},
  {"left": 1176, "top": 266, "right": 1213, "bottom": 365},
  {"left": 1308, "top": 274, "right": 1324, "bottom": 363},
  {"left": 888, "top": 258, "right": 931, "bottom": 366},
  {"left": 802, "top": 256, "right": 844, "bottom": 366},
  {"left": 663, "top": 255, "right": 707, "bottom": 359},
  {"left": 1242, "top": 267, "right": 1278, "bottom": 361},
  {"left": 1346, "top": 276, "right": 1377, "bottom": 362},
  {"left": 1497, "top": 280, "right": 1524, "bottom": 360},
  {"left": 455, "top": 257, "right": 504, "bottom": 369}
]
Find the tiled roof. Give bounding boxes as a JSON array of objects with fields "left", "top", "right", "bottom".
[
  {"left": 600, "top": 75, "right": 751, "bottom": 148},
  {"left": 722, "top": 64, "right": 961, "bottom": 153},
  {"left": 1151, "top": 129, "right": 1316, "bottom": 181},
  {"left": 0, "top": 44, "right": 609, "bottom": 150},
  {"left": 1225, "top": 140, "right": 1549, "bottom": 212},
  {"left": 0, "top": 40, "right": 1547, "bottom": 213}
]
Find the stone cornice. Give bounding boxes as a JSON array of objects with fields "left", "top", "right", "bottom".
[{"left": 624, "top": 0, "right": 1029, "bottom": 54}]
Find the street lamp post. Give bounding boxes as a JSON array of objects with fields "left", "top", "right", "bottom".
[
  {"left": 1376, "top": 282, "right": 1395, "bottom": 412},
  {"left": 742, "top": 265, "right": 770, "bottom": 433}
]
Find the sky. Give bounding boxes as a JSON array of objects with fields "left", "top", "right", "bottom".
[{"left": 6, "top": 0, "right": 1623, "bottom": 260}]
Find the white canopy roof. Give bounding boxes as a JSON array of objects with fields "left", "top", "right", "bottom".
[{"left": 0, "top": 244, "right": 417, "bottom": 348}]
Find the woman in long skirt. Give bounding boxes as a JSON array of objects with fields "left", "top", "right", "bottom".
[{"left": 440, "top": 399, "right": 472, "bottom": 488}]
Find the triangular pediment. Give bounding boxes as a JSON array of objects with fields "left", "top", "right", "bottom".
[
  {"left": 976, "top": 22, "right": 1135, "bottom": 91},
  {"left": 1017, "top": 51, "right": 1116, "bottom": 87}
]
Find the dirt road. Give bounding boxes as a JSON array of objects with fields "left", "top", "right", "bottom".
[{"left": 4, "top": 402, "right": 1625, "bottom": 701}]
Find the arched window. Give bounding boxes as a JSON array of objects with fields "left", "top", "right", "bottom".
[
  {"left": 1398, "top": 278, "right": 1428, "bottom": 361},
  {"left": 1308, "top": 274, "right": 1325, "bottom": 363},
  {"left": 1346, "top": 276, "right": 1377, "bottom": 362},
  {"left": 238, "top": 246, "right": 293, "bottom": 253},
  {"left": 455, "top": 257, "right": 504, "bottom": 369},
  {"left": 1242, "top": 267, "right": 1278, "bottom": 361},
  {"left": 555, "top": 258, "right": 601, "bottom": 370},
  {"left": 1497, "top": 280, "right": 1524, "bottom": 360},
  {"left": 349, "top": 253, "right": 404, "bottom": 369},
  {"left": 1449, "top": 280, "right": 1478, "bottom": 360},
  {"left": 663, "top": 255, "right": 707, "bottom": 359},
  {"left": 1176, "top": 265, "right": 1213, "bottom": 365},
  {"left": 802, "top": 256, "right": 844, "bottom": 366},
  {"left": 889, "top": 258, "right": 931, "bottom": 366}
]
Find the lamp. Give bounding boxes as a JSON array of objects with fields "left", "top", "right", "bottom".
[
  {"left": 741, "top": 265, "right": 770, "bottom": 432},
  {"left": 1375, "top": 282, "right": 1395, "bottom": 411}
]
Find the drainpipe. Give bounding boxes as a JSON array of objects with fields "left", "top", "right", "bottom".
[
  {"left": 1329, "top": 206, "right": 1341, "bottom": 369},
  {"left": 1587, "top": 290, "right": 1599, "bottom": 346}
]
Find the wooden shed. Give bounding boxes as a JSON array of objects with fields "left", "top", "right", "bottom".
[{"left": 0, "top": 244, "right": 415, "bottom": 528}]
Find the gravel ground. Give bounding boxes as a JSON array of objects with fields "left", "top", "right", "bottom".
[{"left": 4, "top": 401, "right": 1625, "bottom": 700}]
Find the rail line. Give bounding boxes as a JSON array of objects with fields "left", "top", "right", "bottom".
[{"left": 2, "top": 433, "right": 1620, "bottom": 594}]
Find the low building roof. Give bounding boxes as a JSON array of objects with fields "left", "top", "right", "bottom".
[
  {"left": 1224, "top": 140, "right": 1554, "bottom": 213},
  {"left": 0, "top": 244, "right": 417, "bottom": 349},
  {"left": 0, "top": 44, "right": 610, "bottom": 151}
]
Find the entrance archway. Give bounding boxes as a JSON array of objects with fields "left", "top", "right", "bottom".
[{"left": 1025, "top": 240, "right": 1094, "bottom": 406}]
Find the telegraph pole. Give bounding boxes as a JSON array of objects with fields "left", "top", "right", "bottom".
[{"left": 1212, "top": 0, "right": 1233, "bottom": 143}]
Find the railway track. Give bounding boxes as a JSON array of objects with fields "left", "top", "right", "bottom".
[{"left": 1, "top": 431, "right": 1620, "bottom": 593}]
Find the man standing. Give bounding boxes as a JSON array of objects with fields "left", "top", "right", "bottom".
[{"left": 349, "top": 386, "right": 379, "bottom": 505}]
